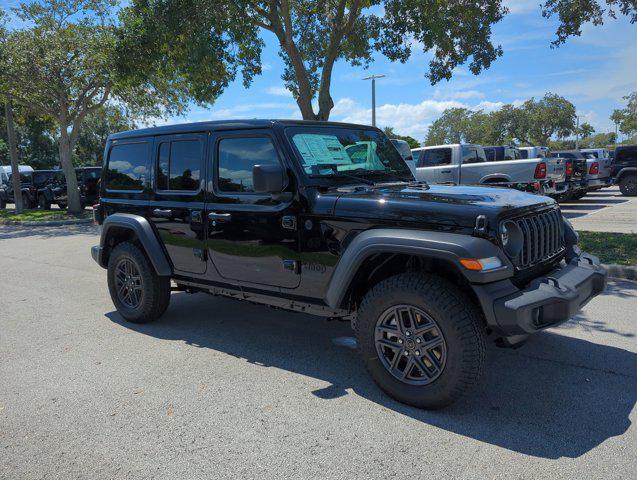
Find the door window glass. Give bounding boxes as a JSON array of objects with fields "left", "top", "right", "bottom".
[
  {"left": 217, "top": 137, "right": 281, "bottom": 193},
  {"left": 461, "top": 146, "right": 487, "bottom": 164},
  {"left": 419, "top": 148, "right": 452, "bottom": 167},
  {"left": 105, "top": 142, "right": 149, "bottom": 190},
  {"left": 156, "top": 139, "right": 202, "bottom": 191}
]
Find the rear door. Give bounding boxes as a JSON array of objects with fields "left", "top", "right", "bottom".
[
  {"left": 205, "top": 130, "right": 301, "bottom": 289},
  {"left": 415, "top": 147, "right": 454, "bottom": 183},
  {"left": 149, "top": 133, "right": 207, "bottom": 274}
]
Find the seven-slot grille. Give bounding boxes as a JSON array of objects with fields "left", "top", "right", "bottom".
[{"left": 509, "top": 208, "right": 565, "bottom": 268}]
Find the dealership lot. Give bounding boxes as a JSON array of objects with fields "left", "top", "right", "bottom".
[
  {"left": 0, "top": 220, "right": 636, "bottom": 479},
  {"left": 562, "top": 187, "right": 637, "bottom": 234}
]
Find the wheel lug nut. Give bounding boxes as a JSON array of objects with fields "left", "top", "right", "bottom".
[
  {"left": 416, "top": 338, "right": 421, "bottom": 344},
  {"left": 415, "top": 350, "right": 420, "bottom": 356},
  {"left": 405, "top": 331, "right": 411, "bottom": 337},
  {"left": 398, "top": 339, "right": 403, "bottom": 344},
  {"left": 403, "top": 351, "right": 409, "bottom": 356}
]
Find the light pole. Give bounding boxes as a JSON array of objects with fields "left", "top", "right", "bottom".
[
  {"left": 575, "top": 115, "right": 580, "bottom": 150},
  {"left": 363, "top": 74, "right": 385, "bottom": 127}
]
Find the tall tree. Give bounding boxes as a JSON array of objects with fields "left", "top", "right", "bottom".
[
  {"left": 0, "top": 0, "right": 178, "bottom": 212},
  {"left": 611, "top": 91, "right": 637, "bottom": 137},
  {"left": 517, "top": 93, "right": 576, "bottom": 145},
  {"left": 119, "top": 0, "right": 508, "bottom": 121}
]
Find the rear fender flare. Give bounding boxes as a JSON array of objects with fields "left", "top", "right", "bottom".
[
  {"left": 324, "top": 228, "right": 513, "bottom": 309},
  {"left": 97, "top": 213, "right": 172, "bottom": 276},
  {"left": 480, "top": 173, "right": 512, "bottom": 184}
]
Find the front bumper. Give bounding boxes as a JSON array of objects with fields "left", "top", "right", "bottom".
[
  {"left": 91, "top": 245, "right": 105, "bottom": 268},
  {"left": 473, "top": 252, "right": 607, "bottom": 340}
]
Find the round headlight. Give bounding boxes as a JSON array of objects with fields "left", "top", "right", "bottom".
[{"left": 500, "top": 220, "right": 523, "bottom": 258}]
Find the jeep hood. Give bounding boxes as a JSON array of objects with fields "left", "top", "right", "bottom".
[{"left": 332, "top": 183, "right": 556, "bottom": 229}]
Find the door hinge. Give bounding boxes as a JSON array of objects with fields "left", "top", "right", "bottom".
[{"left": 282, "top": 215, "right": 297, "bottom": 230}]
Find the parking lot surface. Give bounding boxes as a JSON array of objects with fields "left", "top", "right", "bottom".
[
  {"left": 0, "top": 224, "right": 636, "bottom": 480},
  {"left": 562, "top": 187, "right": 637, "bottom": 233}
]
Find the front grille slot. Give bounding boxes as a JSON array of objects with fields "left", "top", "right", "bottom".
[{"left": 510, "top": 208, "right": 564, "bottom": 268}]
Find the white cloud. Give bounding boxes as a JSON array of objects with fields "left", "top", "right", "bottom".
[{"left": 265, "top": 86, "right": 293, "bottom": 97}]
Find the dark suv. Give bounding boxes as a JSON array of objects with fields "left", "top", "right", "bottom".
[
  {"left": 37, "top": 167, "right": 102, "bottom": 209},
  {"left": 612, "top": 145, "right": 637, "bottom": 196},
  {"left": 91, "top": 120, "right": 607, "bottom": 408}
]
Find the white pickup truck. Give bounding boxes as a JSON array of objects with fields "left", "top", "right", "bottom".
[{"left": 408, "top": 144, "right": 565, "bottom": 195}]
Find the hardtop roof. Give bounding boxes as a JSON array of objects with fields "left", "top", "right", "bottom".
[{"left": 108, "top": 119, "right": 378, "bottom": 141}]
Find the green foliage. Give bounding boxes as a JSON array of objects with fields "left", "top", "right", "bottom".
[
  {"left": 382, "top": 127, "right": 419, "bottom": 148},
  {"left": 611, "top": 91, "right": 637, "bottom": 136},
  {"left": 577, "top": 122, "right": 595, "bottom": 139},
  {"left": 577, "top": 231, "right": 637, "bottom": 267},
  {"left": 119, "top": 0, "right": 507, "bottom": 120},
  {"left": 541, "top": 1, "right": 637, "bottom": 46},
  {"left": 425, "top": 93, "right": 577, "bottom": 146},
  {"left": 74, "top": 105, "right": 135, "bottom": 165}
]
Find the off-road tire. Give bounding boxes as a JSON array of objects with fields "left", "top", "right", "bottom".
[
  {"left": 38, "top": 195, "right": 51, "bottom": 210},
  {"left": 619, "top": 174, "right": 637, "bottom": 196},
  {"left": 107, "top": 241, "right": 171, "bottom": 323},
  {"left": 356, "top": 273, "right": 487, "bottom": 409},
  {"left": 573, "top": 191, "right": 587, "bottom": 200},
  {"left": 0, "top": 199, "right": 6, "bottom": 209}
]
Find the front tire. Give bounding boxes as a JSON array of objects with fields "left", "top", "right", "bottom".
[
  {"left": 619, "top": 175, "right": 637, "bottom": 196},
  {"left": 38, "top": 195, "right": 51, "bottom": 210},
  {"left": 107, "top": 242, "right": 171, "bottom": 323},
  {"left": 356, "top": 273, "right": 487, "bottom": 409}
]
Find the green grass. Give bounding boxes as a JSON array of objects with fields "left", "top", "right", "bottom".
[
  {"left": 578, "top": 231, "right": 637, "bottom": 266},
  {"left": 0, "top": 209, "right": 91, "bottom": 222}
]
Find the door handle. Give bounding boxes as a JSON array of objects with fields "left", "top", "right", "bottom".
[
  {"left": 208, "top": 212, "right": 232, "bottom": 222},
  {"left": 440, "top": 170, "right": 452, "bottom": 174},
  {"left": 153, "top": 208, "right": 173, "bottom": 218}
]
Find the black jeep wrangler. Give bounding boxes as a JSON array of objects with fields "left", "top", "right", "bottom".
[
  {"left": 37, "top": 167, "right": 102, "bottom": 209},
  {"left": 91, "top": 120, "right": 607, "bottom": 408},
  {"left": 612, "top": 145, "right": 637, "bottom": 196}
]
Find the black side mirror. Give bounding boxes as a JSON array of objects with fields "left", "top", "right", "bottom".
[{"left": 253, "top": 164, "right": 287, "bottom": 194}]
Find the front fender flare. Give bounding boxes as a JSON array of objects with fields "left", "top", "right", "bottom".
[
  {"left": 324, "top": 229, "right": 513, "bottom": 309},
  {"left": 96, "top": 213, "right": 172, "bottom": 276}
]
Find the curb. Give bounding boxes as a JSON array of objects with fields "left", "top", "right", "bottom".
[
  {"left": 603, "top": 264, "right": 637, "bottom": 281},
  {"left": 0, "top": 218, "right": 93, "bottom": 227}
]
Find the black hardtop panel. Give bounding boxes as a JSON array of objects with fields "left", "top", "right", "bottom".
[{"left": 107, "top": 119, "right": 379, "bottom": 141}]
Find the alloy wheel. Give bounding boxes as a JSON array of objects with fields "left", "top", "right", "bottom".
[
  {"left": 115, "top": 258, "right": 143, "bottom": 309},
  {"left": 374, "top": 304, "right": 447, "bottom": 385}
]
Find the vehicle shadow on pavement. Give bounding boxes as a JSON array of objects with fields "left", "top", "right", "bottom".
[{"left": 106, "top": 291, "right": 636, "bottom": 460}]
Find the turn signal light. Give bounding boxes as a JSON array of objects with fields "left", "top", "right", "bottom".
[
  {"left": 534, "top": 162, "right": 547, "bottom": 179},
  {"left": 589, "top": 162, "right": 599, "bottom": 174},
  {"left": 459, "top": 257, "right": 503, "bottom": 272},
  {"left": 459, "top": 259, "right": 483, "bottom": 271}
]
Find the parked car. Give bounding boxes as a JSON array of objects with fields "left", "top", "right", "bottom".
[
  {"left": 580, "top": 148, "right": 610, "bottom": 160},
  {"left": 390, "top": 139, "right": 414, "bottom": 162},
  {"left": 519, "top": 146, "right": 550, "bottom": 159},
  {"left": 551, "top": 150, "right": 589, "bottom": 199},
  {"left": 0, "top": 165, "right": 34, "bottom": 190},
  {"left": 0, "top": 170, "right": 38, "bottom": 209},
  {"left": 38, "top": 167, "right": 102, "bottom": 209},
  {"left": 483, "top": 145, "right": 522, "bottom": 162},
  {"left": 612, "top": 145, "right": 637, "bottom": 196},
  {"left": 581, "top": 153, "right": 613, "bottom": 193},
  {"left": 410, "top": 144, "right": 565, "bottom": 195},
  {"left": 91, "top": 120, "right": 607, "bottom": 409}
]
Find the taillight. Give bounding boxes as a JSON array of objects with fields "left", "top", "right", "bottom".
[
  {"left": 565, "top": 161, "right": 573, "bottom": 177},
  {"left": 534, "top": 162, "right": 547, "bottom": 179},
  {"left": 589, "top": 162, "right": 599, "bottom": 174}
]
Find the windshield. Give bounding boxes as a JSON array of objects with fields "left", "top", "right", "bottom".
[
  {"left": 391, "top": 139, "right": 413, "bottom": 161},
  {"left": 286, "top": 127, "right": 412, "bottom": 180}
]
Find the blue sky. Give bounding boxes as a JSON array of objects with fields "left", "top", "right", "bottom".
[
  {"left": 3, "top": 0, "right": 636, "bottom": 142},
  {"left": 168, "top": 0, "right": 637, "bottom": 142}
]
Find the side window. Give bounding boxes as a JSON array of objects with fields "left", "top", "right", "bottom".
[
  {"left": 156, "top": 139, "right": 203, "bottom": 192},
  {"left": 419, "top": 148, "right": 451, "bottom": 167},
  {"left": 484, "top": 149, "right": 495, "bottom": 162},
  {"left": 504, "top": 148, "right": 514, "bottom": 161},
  {"left": 106, "top": 142, "right": 149, "bottom": 191},
  {"left": 462, "top": 146, "right": 483, "bottom": 164},
  {"left": 519, "top": 150, "right": 529, "bottom": 159},
  {"left": 217, "top": 137, "right": 281, "bottom": 193}
]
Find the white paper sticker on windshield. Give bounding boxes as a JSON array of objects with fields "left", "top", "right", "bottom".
[{"left": 293, "top": 134, "right": 350, "bottom": 166}]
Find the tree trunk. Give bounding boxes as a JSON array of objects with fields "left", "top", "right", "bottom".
[
  {"left": 58, "top": 128, "right": 82, "bottom": 213},
  {"left": 4, "top": 98, "right": 23, "bottom": 213}
]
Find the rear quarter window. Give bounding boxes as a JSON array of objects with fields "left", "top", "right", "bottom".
[{"left": 105, "top": 141, "right": 150, "bottom": 191}]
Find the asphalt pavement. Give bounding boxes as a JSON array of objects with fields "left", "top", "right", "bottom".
[
  {"left": 562, "top": 187, "right": 637, "bottom": 233},
  {"left": 0, "top": 224, "right": 636, "bottom": 480}
]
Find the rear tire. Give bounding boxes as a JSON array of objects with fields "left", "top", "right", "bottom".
[
  {"left": 356, "top": 273, "right": 487, "bottom": 409},
  {"left": 107, "top": 242, "right": 171, "bottom": 323},
  {"left": 619, "top": 175, "right": 637, "bottom": 196},
  {"left": 38, "top": 195, "right": 51, "bottom": 210}
]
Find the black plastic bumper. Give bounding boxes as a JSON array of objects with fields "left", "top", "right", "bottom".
[
  {"left": 91, "top": 245, "right": 105, "bottom": 268},
  {"left": 472, "top": 252, "right": 607, "bottom": 339}
]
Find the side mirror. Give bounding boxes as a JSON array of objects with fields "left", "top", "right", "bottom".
[{"left": 253, "top": 164, "right": 287, "bottom": 194}]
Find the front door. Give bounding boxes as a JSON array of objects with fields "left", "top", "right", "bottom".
[
  {"left": 205, "top": 130, "right": 300, "bottom": 289},
  {"left": 150, "top": 133, "right": 207, "bottom": 274}
]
